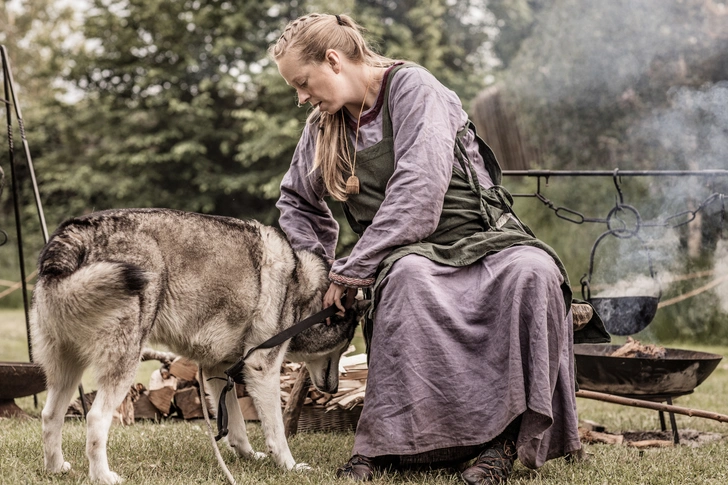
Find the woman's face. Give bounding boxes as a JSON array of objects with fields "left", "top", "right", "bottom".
[{"left": 277, "top": 50, "right": 348, "bottom": 114}]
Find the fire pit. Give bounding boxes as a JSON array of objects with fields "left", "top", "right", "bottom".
[
  {"left": 574, "top": 343, "right": 723, "bottom": 443},
  {"left": 0, "top": 362, "right": 46, "bottom": 418}
]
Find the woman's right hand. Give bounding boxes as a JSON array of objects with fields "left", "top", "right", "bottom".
[{"left": 323, "top": 283, "right": 357, "bottom": 323}]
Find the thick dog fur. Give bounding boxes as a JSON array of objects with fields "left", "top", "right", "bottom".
[{"left": 30, "top": 208, "right": 360, "bottom": 484}]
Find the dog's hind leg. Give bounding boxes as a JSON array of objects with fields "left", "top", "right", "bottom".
[
  {"left": 40, "top": 351, "right": 85, "bottom": 475},
  {"left": 85, "top": 316, "right": 144, "bottom": 484},
  {"left": 204, "top": 365, "right": 267, "bottom": 461}
]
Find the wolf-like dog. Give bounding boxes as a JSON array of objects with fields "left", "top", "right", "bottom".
[{"left": 30, "top": 208, "right": 361, "bottom": 484}]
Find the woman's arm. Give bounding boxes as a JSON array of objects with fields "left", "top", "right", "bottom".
[{"left": 277, "top": 122, "right": 339, "bottom": 261}]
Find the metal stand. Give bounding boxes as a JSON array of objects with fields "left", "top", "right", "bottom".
[{"left": 1, "top": 45, "right": 87, "bottom": 417}]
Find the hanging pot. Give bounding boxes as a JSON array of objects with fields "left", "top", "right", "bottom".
[{"left": 581, "top": 205, "right": 662, "bottom": 336}]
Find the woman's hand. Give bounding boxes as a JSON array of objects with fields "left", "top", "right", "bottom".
[{"left": 323, "top": 283, "right": 357, "bottom": 322}]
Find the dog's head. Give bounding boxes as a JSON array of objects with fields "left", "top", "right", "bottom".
[{"left": 286, "top": 298, "right": 368, "bottom": 394}]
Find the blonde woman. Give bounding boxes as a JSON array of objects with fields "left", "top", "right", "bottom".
[{"left": 269, "top": 13, "right": 607, "bottom": 484}]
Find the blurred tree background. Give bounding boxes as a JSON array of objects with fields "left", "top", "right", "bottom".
[{"left": 1, "top": 0, "right": 727, "bottom": 342}]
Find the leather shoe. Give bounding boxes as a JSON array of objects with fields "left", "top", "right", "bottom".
[
  {"left": 336, "top": 454, "right": 376, "bottom": 481},
  {"left": 461, "top": 438, "right": 517, "bottom": 485}
]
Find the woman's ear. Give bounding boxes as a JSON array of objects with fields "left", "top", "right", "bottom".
[{"left": 326, "top": 49, "right": 341, "bottom": 73}]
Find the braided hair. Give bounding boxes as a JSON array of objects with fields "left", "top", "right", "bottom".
[{"left": 269, "top": 13, "right": 397, "bottom": 201}]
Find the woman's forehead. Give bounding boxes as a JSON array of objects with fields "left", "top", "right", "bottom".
[
  {"left": 278, "top": 53, "right": 326, "bottom": 85},
  {"left": 277, "top": 53, "right": 309, "bottom": 83}
]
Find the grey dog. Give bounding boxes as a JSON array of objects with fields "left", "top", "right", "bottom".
[{"left": 30, "top": 208, "right": 362, "bottom": 484}]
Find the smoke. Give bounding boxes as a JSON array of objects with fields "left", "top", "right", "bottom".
[{"left": 501, "top": 0, "right": 728, "bottom": 325}]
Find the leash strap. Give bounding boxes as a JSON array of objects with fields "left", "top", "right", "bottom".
[{"left": 213, "top": 298, "right": 346, "bottom": 441}]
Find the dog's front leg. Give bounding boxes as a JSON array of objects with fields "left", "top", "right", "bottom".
[
  {"left": 204, "top": 366, "right": 266, "bottom": 461},
  {"left": 245, "top": 351, "right": 309, "bottom": 472}
]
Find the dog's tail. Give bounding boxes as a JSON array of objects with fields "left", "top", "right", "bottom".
[{"left": 33, "top": 232, "right": 149, "bottom": 342}]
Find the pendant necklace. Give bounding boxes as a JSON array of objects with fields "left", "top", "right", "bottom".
[{"left": 343, "top": 73, "right": 374, "bottom": 195}]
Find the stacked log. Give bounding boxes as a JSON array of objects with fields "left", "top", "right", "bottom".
[
  {"left": 66, "top": 355, "right": 213, "bottom": 423},
  {"left": 66, "top": 347, "right": 369, "bottom": 430}
]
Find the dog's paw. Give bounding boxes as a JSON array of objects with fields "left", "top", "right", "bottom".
[
  {"left": 60, "top": 461, "right": 71, "bottom": 473},
  {"left": 293, "top": 462, "right": 312, "bottom": 472},
  {"left": 90, "top": 470, "right": 123, "bottom": 484}
]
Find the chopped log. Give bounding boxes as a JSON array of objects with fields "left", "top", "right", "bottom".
[
  {"left": 169, "top": 357, "right": 199, "bottom": 381},
  {"left": 133, "top": 392, "right": 161, "bottom": 420},
  {"left": 627, "top": 439, "right": 673, "bottom": 448},
  {"left": 327, "top": 390, "right": 365, "bottom": 411},
  {"left": 239, "top": 396, "right": 259, "bottom": 421},
  {"left": 175, "top": 387, "right": 203, "bottom": 419},
  {"left": 283, "top": 364, "right": 310, "bottom": 437},
  {"left": 116, "top": 389, "right": 137, "bottom": 426},
  {"left": 578, "top": 427, "right": 624, "bottom": 445},
  {"left": 66, "top": 388, "right": 137, "bottom": 425},
  {"left": 148, "top": 369, "right": 177, "bottom": 415},
  {"left": 610, "top": 337, "right": 666, "bottom": 359}
]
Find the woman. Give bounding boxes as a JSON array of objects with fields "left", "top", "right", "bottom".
[{"left": 269, "top": 13, "right": 606, "bottom": 484}]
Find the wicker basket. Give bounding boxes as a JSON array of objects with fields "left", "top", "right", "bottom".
[{"left": 295, "top": 404, "right": 363, "bottom": 433}]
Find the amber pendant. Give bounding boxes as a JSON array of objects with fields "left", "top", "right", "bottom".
[{"left": 346, "top": 175, "right": 360, "bottom": 195}]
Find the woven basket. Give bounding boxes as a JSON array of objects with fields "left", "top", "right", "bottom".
[{"left": 295, "top": 404, "right": 363, "bottom": 433}]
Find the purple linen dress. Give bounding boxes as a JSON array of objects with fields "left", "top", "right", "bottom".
[{"left": 277, "top": 66, "right": 581, "bottom": 468}]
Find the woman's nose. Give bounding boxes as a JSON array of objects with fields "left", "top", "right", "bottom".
[{"left": 297, "top": 90, "right": 310, "bottom": 105}]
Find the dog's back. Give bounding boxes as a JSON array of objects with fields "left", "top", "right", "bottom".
[{"left": 31, "top": 208, "right": 331, "bottom": 367}]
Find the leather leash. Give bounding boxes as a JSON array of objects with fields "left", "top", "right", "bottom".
[{"left": 211, "top": 297, "right": 346, "bottom": 441}]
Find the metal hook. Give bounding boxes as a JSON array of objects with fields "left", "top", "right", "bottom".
[{"left": 612, "top": 168, "right": 624, "bottom": 205}]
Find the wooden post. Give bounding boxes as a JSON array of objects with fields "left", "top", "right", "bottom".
[{"left": 283, "top": 364, "right": 310, "bottom": 437}]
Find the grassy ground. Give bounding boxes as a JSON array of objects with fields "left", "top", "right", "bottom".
[{"left": 2, "top": 309, "right": 728, "bottom": 484}]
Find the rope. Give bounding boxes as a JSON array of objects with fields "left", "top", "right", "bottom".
[
  {"left": 571, "top": 270, "right": 727, "bottom": 309},
  {"left": 198, "top": 368, "right": 237, "bottom": 485},
  {"left": 0, "top": 269, "right": 37, "bottom": 299},
  {"left": 658, "top": 273, "right": 728, "bottom": 309}
]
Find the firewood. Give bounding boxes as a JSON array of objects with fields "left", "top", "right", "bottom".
[
  {"left": 133, "top": 392, "right": 161, "bottom": 420},
  {"left": 148, "top": 369, "right": 177, "bottom": 415},
  {"left": 611, "top": 337, "right": 666, "bottom": 359},
  {"left": 238, "top": 396, "right": 258, "bottom": 421},
  {"left": 627, "top": 439, "right": 674, "bottom": 448},
  {"left": 283, "top": 365, "right": 310, "bottom": 437},
  {"left": 174, "top": 387, "right": 203, "bottom": 419},
  {"left": 169, "top": 357, "right": 199, "bottom": 382},
  {"left": 328, "top": 390, "right": 365, "bottom": 411},
  {"left": 115, "top": 386, "right": 138, "bottom": 426}
]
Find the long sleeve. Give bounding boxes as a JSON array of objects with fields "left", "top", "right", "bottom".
[
  {"left": 330, "top": 68, "right": 466, "bottom": 287},
  {"left": 276, "top": 122, "right": 339, "bottom": 261}
]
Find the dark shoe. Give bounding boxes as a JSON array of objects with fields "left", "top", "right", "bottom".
[
  {"left": 461, "top": 438, "right": 517, "bottom": 485},
  {"left": 336, "top": 454, "right": 375, "bottom": 481}
]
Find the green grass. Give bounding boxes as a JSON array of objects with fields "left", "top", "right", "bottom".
[{"left": 2, "top": 309, "right": 728, "bottom": 484}]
